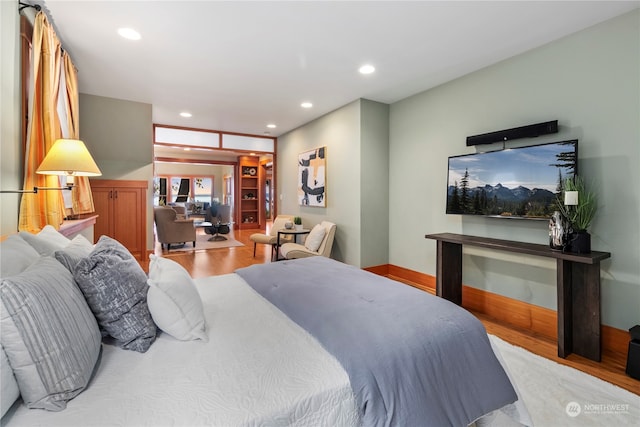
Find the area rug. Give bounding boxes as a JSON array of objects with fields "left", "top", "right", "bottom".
[
  {"left": 164, "top": 229, "right": 244, "bottom": 253},
  {"left": 487, "top": 335, "right": 639, "bottom": 426}
]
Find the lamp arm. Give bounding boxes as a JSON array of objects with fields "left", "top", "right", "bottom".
[{"left": 0, "top": 185, "right": 73, "bottom": 194}]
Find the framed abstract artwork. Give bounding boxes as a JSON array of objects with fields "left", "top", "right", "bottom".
[{"left": 298, "top": 147, "right": 326, "bottom": 207}]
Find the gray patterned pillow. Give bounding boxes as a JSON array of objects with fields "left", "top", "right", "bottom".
[
  {"left": 73, "top": 236, "right": 156, "bottom": 352},
  {"left": 0, "top": 257, "right": 101, "bottom": 411}
]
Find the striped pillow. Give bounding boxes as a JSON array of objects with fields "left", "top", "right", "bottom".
[{"left": 0, "top": 257, "right": 101, "bottom": 411}]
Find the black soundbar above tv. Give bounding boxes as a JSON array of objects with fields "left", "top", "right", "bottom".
[{"left": 466, "top": 120, "right": 558, "bottom": 146}]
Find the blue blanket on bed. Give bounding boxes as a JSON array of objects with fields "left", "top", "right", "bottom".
[{"left": 236, "top": 257, "right": 517, "bottom": 427}]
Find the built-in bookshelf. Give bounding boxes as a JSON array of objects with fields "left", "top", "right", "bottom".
[{"left": 238, "top": 156, "right": 260, "bottom": 229}]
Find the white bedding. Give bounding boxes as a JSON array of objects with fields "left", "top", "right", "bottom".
[
  {"left": 4, "top": 272, "right": 530, "bottom": 427},
  {"left": 3, "top": 274, "right": 360, "bottom": 427}
]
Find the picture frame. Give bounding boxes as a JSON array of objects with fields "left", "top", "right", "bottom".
[{"left": 298, "top": 146, "right": 326, "bottom": 207}]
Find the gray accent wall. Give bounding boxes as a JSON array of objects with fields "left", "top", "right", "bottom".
[{"left": 389, "top": 10, "right": 639, "bottom": 331}]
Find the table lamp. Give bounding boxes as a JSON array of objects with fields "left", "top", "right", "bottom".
[{"left": 1, "top": 139, "right": 102, "bottom": 193}]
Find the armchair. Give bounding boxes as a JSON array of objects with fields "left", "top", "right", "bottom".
[
  {"left": 249, "top": 215, "right": 293, "bottom": 259},
  {"left": 168, "top": 205, "right": 187, "bottom": 219},
  {"left": 204, "top": 204, "right": 231, "bottom": 241},
  {"left": 154, "top": 207, "right": 196, "bottom": 250},
  {"left": 280, "top": 221, "right": 336, "bottom": 260}
]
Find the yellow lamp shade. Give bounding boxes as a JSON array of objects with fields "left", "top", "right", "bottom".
[{"left": 36, "top": 139, "right": 102, "bottom": 177}]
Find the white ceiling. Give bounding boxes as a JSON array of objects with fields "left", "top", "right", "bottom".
[{"left": 37, "top": 0, "right": 639, "bottom": 138}]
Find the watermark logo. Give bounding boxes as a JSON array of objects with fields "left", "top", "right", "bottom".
[
  {"left": 565, "top": 401, "right": 581, "bottom": 417},
  {"left": 565, "top": 401, "right": 630, "bottom": 417}
]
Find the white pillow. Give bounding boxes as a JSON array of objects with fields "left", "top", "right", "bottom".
[
  {"left": 53, "top": 234, "right": 95, "bottom": 272},
  {"left": 0, "top": 234, "right": 40, "bottom": 277},
  {"left": 304, "top": 224, "right": 326, "bottom": 252},
  {"left": 147, "top": 255, "right": 208, "bottom": 342},
  {"left": 19, "top": 225, "right": 70, "bottom": 256}
]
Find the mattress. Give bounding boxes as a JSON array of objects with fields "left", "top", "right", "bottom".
[{"left": 3, "top": 273, "right": 360, "bottom": 426}]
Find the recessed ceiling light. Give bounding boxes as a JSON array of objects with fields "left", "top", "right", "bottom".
[
  {"left": 184, "top": 148, "right": 191, "bottom": 151},
  {"left": 301, "top": 102, "right": 313, "bottom": 109},
  {"left": 267, "top": 124, "right": 276, "bottom": 129},
  {"left": 180, "top": 112, "right": 192, "bottom": 118},
  {"left": 359, "top": 64, "right": 375, "bottom": 74},
  {"left": 117, "top": 28, "right": 141, "bottom": 41}
]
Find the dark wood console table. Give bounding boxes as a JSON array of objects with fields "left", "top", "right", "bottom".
[{"left": 425, "top": 233, "right": 611, "bottom": 362}]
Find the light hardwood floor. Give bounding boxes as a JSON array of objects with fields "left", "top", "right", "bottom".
[{"left": 154, "top": 225, "right": 639, "bottom": 396}]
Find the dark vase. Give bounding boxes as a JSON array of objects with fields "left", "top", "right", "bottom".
[{"left": 567, "top": 230, "right": 591, "bottom": 254}]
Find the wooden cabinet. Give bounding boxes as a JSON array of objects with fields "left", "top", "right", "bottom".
[
  {"left": 238, "top": 156, "right": 261, "bottom": 229},
  {"left": 90, "top": 179, "right": 147, "bottom": 260}
]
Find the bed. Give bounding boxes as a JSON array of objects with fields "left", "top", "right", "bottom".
[{"left": 1, "top": 229, "right": 531, "bottom": 427}]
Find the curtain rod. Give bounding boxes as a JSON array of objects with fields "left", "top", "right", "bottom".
[{"left": 19, "top": 2, "right": 41, "bottom": 13}]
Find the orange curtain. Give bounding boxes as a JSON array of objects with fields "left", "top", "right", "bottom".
[
  {"left": 63, "top": 52, "right": 95, "bottom": 214},
  {"left": 19, "top": 12, "right": 65, "bottom": 232}
]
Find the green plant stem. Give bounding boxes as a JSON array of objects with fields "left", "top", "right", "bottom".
[{"left": 556, "top": 176, "right": 597, "bottom": 232}]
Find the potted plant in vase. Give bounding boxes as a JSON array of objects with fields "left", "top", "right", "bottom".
[
  {"left": 556, "top": 176, "right": 597, "bottom": 253},
  {"left": 293, "top": 216, "right": 303, "bottom": 231}
]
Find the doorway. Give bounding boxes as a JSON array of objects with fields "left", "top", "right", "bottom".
[{"left": 264, "top": 163, "right": 273, "bottom": 221}]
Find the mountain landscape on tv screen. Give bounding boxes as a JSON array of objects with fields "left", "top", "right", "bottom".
[
  {"left": 446, "top": 140, "right": 577, "bottom": 219},
  {"left": 447, "top": 183, "right": 558, "bottom": 218}
]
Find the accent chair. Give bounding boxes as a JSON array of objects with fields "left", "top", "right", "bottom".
[
  {"left": 154, "top": 206, "right": 196, "bottom": 250},
  {"left": 280, "top": 221, "right": 336, "bottom": 260},
  {"left": 205, "top": 204, "right": 231, "bottom": 241},
  {"left": 249, "top": 215, "right": 294, "bottom": 260}
]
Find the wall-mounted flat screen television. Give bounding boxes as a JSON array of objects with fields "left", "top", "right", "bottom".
[{"left": 446, "top": 140, "right": 578, "bottom": 220}]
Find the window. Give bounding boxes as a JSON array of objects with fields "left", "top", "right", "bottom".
[
  {"left": 154, "top": 176, "right": 214, "bottom": 206},
  {"left": 171, "top": 177, "right": 189, "bottom": 202},
  {"left": 193, "top": 177, "right": 212, "bottom": 204},
  {"left": 153, "top": 177, "right": 166, "bottom": 206}
]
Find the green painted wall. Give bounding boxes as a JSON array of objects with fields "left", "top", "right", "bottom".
[
  {"left": 389, "top": 10, "right": 640, "bottom": 330},
  {"left": 277, "top": 99, "right": 390, "bottom": 268},
  {"left": 79, "top": 94, "right": 155, "bottom": 250},
  {"left": 277, "top": 100, "right": 362, "bottom": 265},
  {"left": 360, "top": 100, "right": 390, "bottom": 268}
]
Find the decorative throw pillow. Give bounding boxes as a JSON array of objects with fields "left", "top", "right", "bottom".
[
  {"left": 19, "top": 225, "right": 70, "bottom": 256},
  {"left": 0, "top": 257, "right": 101, "bottom": 411},
  {"left": 74, "top": 236, "right": 157, "bottom": 353},
  {"left": 54, "top": 234, "right": 95, "bottom": 272},
  {"left": 304, "top": 224, "right": 326, "bottom": 252},
  {"left": 147, "top": 255, "right": 208, "bottom": 342},
  {"left": 0, "top": 234, "right": 39, "bottom": 278}
]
